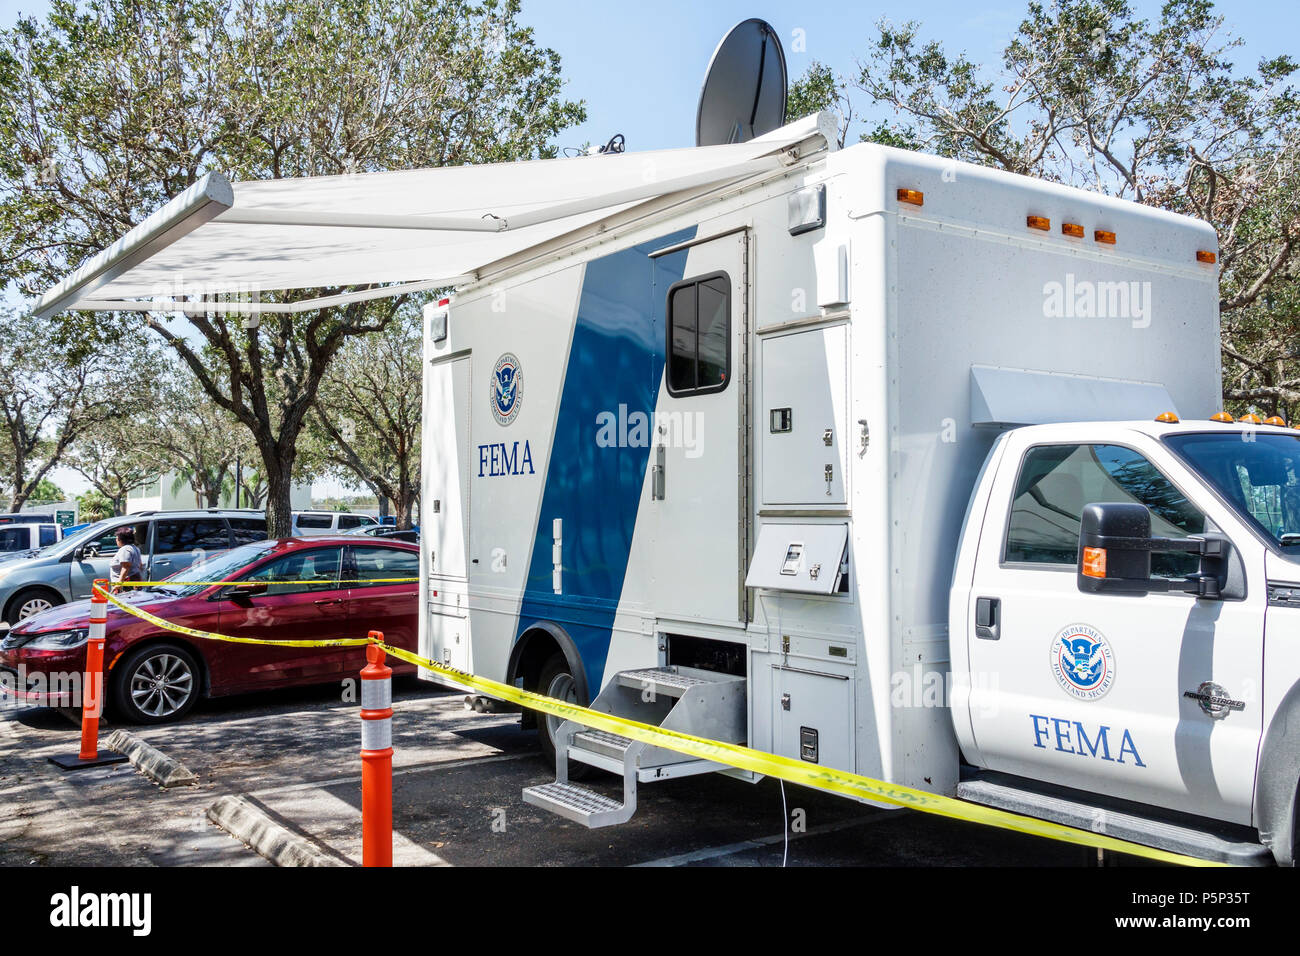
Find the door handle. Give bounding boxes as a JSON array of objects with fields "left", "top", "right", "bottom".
[
  {"left": 975, "top": 596, "right": 1000, "bottom": 641},
  {"left": 314, "top": 598, "right": 343, "bottom": 606}
]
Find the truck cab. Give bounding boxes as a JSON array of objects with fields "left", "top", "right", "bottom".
[{"left": 951, "top": 415, "right": 1300, "bottom": 864}]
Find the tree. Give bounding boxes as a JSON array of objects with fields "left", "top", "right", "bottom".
[
  {"left": 787, "top": 61, "right": 855, "bottom": 149},
  {"left": 142, "top": 364, "right": 250, "bottom": 508},
  {"left": 0, "top": 0, "right": 586, "bottom": 534},
  {"left": 0, "top": 308, "right": 149, "bottom": 511},
  {"left": 28, "top": 478, "right": 65, "bottom": 504},
  {"left": 307, "top": 308, "right": 422, "bottom": 528},
  {"left": 75, "top": 489, "right": 114, "bottom": 522},
  {"left": 848, "top": 0, "right": 1300, "bottom": 410}
]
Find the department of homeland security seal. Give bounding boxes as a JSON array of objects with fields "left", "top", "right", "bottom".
[
  {"left": 490, "top": 352, "right": 522, "bottom": 426},
  {"left": 1049, "top": 624, "right": 1115, "bottom": 701}
]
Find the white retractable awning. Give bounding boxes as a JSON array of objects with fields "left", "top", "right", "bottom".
[{"left": 34, "top": 113, "right": 836, "bottom": 318}]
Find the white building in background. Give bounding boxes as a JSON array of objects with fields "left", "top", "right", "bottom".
[{"left": 126, "top": 471, "right": 312, "bottom": 513}]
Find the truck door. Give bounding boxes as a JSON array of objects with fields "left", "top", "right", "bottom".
[
  {"left": 961, "top": 437, "right": 1265, "bottom": 824},
  {"left": 423, "top": 353, "right": 472, "bottom": 672},
  {"left": 650, "top": 231, "right": 749, "bottom": 625}
]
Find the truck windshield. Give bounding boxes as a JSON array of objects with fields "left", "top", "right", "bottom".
[{"left": 1165, "top": 432, "right": 1300, "bottom": 554}]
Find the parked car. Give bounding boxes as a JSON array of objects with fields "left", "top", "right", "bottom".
[
  {"left": 0, "top": 522, "right": 61, "bottom": 555},
  {"left": 292, "top": 511, "right": 379, "bottom": 536},
  {"left": 0, "top": 510, "right": 267, "bottom": 624},
  {"left": 0, "top": 513, "right": 56, "bottom": 524},
  {"left": 344, "top": 524, "right": 420, "bottom": 543},
  {"left": 0, "top": 537, "right": 419, "bottom": 722}
]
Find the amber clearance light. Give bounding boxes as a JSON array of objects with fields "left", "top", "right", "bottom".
[{"left": 1082, "top": 547, "right": 1107, "bottom": 579}]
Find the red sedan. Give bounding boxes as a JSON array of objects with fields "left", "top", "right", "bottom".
[{"left": 0, "top": 537, "right": 418, "bottom": 723}]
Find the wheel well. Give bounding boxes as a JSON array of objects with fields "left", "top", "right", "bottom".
[
  {"left": 4, "top": 585, "right": 63, "bottom": 620},
  {"left": 109, "top": 636, "right": 211, "bottom": 698},
  {"left": 506, "top": 623, "right": 589, "bottom": 729}
]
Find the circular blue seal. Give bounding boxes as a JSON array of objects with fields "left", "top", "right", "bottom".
[
  {"left": 1049, "top": 624, "right": 1115, "bottom": 701},
  {"left": 490, "top": 352, "right": 522, "bottom": 426}
]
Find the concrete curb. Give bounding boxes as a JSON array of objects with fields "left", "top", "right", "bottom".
[
  {"left": 104, "top": 729, "right": 198, "bottom": 788},
  {"left": 207, "top": 795, "right": 348, "bottom": 867}
]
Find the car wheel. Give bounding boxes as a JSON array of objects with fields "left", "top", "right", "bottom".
[
  {"left": 111, "top": 643, "right": 200, "bottom": 724},
  {"left": 536, "top": 652, "right": 594, "bottom": 780},
  {"left": 5, "top": 588, "right": 63, "bottom": 624}
]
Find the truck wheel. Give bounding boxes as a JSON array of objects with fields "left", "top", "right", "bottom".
[
  {"left": 536, "top": 652, "right": 593, "bottom": 780},
  {"left": 5, "top": 588, "right": 63, "bottom": 624},
  {"left": 111, "top": 643, "right": 200, "bottom": 724}
]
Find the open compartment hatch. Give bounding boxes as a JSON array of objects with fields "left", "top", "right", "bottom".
[{"left": 745, "top": 523, "right": 848, "bottom": 594}]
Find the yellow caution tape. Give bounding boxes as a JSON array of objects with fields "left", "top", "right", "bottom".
[
  {"left": 113, "top": 578, "right": 419, "bottom": 587},
  {"left": 95, "top": 586, "right": 1226, "bottom": 867}
]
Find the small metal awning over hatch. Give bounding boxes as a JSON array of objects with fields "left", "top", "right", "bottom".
[
  {"left": 969, "top": 365, "right": 1179, "bottom": 427},
  {"left": 745, "top": 523, "right": 848, "bottom": 594}
]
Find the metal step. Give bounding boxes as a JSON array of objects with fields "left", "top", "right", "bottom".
[
  {"left": 522, "top": 781, "right": 634, "bottom": 828},
  {"left": 524, "top": 664, "right": 748, "bottom": 829},
  {"left": 957, "top": 776, "right": 1273, "bottom": 866},
  {"left": 573, "top": 729, "right": 634, "bottom": 760},
  {"left": 615, "top": 667, "right": 715, "bottom": 698}
]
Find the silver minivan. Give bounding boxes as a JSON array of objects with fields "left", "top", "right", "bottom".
[{"left": 0, "top": 510, "right": 267, "bottom": 623}]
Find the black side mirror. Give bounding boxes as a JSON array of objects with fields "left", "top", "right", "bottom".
[
  {"left": 1077, "top": 502, "right": 1229, "bottom": 598},
  {"left": 216, "top": 581, "right": 269, "bottom": 603},
  {"left": 1077, "top": 502, "right": 1153, "bottom": 594}
]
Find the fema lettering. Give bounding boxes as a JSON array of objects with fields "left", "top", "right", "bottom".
[
  {"left": 1030, "top": 714, "right": 1146, "bottom": 767},
  {"left": 478, "top": 440, "right": 535, "bottom": 477}
]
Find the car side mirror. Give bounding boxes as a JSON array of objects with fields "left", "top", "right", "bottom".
[
  {"left": 218, "top": 582, "right": 269, "bottom": 602},
  {"left": 73, "top": 546, "right": 87, "bottom": 561},
  {"left": 1077, "top": 502, "right": 1230, "bottom": 599}
]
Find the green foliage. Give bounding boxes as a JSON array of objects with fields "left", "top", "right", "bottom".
[{"left": 75, "top": 488, "right": 114, "bottom": 522}]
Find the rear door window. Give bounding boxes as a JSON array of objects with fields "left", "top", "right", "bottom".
[
  {"left": 229, "top": 518, "right": 268, "bottom": 545},
  {"left": 347, "top": 545, "right": 419, "bottom": 587},
  {"left": 154, "top": 519, "right": 232, "bottom": 555}
]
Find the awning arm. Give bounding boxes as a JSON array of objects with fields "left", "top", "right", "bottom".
[
  {"left": 73, "top": 274, "right": 474, "bottom": 315},
  {"left": 33, "top": 173, "right": 234, "bottom": 319}
]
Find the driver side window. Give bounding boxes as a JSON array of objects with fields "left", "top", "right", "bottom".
[
  {"left": 242, "top": 548, "right": 342, "bottom": 595},
  {"left": 1005, "top": 443, "right": 1205, "bottom": 576}
]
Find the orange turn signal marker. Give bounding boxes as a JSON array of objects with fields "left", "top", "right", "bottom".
[
  {"left": 1210, "top": 412, "right": 1236, "bottom": 423},
  {"left": 897, "top": 188, "right": 924, "bottom": 206},
  {"left": 1027, "top": 215, "right": 1050, "bottom": 231},
  {"left": 1264, "top": 416, "right": 1289, "bottom": 427},
  {"left": 1196, "top": 250, "right": 1217, "bottom": 264},
  {"left": 1082, "top": 547, "right": 1107, "bottom": 579},
  {"left": 1238, "top": 413, "right": 1263, "bottom": 424},
  {"left": 1094, "top": 229, "right": 1117, "bottom": 245},
  {"left": 1062, "top": 222, "right": 1085, "bottom": 238},
  {"left": 1155, "top": 411, "right": 1180, "bottom": 423}
]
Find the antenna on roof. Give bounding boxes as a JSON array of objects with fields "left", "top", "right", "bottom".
[{"left": 695, "top": 18, "right": 788, "bottom": 147}]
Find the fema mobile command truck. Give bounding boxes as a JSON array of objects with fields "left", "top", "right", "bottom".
[
  {"left": 29, "top": 19, "right": 1298, "bottom": 866},
  {"left": 418, "top": 113, "right": 1300, "bottom": 865}
]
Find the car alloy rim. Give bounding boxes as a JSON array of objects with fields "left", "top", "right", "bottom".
[
  {"left": 544, "top": 671, "right": 577, "bottom": 744},
  {"left": 18, "top": 597, "right": 52, "bottom": 619},
  {"left": 129, "top": 653, "right": 195, "bottom": 718}
]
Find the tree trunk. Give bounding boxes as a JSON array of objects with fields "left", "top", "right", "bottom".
[
  {"left": 264, "top": 458, "right": 295, "bottom": 538},
  {"left": 377, "top": 494, "right": 390, "bottom": 519}
]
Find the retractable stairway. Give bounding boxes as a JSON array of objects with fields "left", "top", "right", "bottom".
[{"left": 522, "top": 665, "right": 746, "bottom": 828}]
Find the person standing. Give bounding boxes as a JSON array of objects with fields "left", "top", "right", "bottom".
[{"left": 109, "top": 527, "right": 144, "bottom": 593}]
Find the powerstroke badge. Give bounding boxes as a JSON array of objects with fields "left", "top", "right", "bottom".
[
  {"left": 490, "top": 352, "right": 522, "bottom": 426},
  {"left": 1049, "top": 624, "right": 1115, "bottom": 701},
  {"left": 1183, "top": 682, "right": 1245, "bottom": 719}
]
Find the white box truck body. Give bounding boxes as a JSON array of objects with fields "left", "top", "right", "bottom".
[{"left": 420, "top": 120, "right": 1300, "bottom": 864}]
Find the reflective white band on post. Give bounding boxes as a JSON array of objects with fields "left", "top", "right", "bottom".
[
  {"left": 361, "top": 717, "right": 392, "bottom": 752},
  {"left": 361, "top": 678, "right": 391, "bottom": 711}
]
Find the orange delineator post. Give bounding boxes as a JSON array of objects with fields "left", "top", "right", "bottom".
[
  {"left": 360, "top": 634, "right": 393, "bottom": 867},
  {"left": 79, "top": 580, "right": 109, "bottom": 758},
  {"left": 50, "top": 578, "right": 127, "bottom": 771}
]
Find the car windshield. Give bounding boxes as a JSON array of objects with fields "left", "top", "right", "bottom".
[
  {"left": 1165, "top": 431, "right": 1300, "bottom": 554},
  {"left": 157, "top": 540, "right": 281, "bottom": 596}
]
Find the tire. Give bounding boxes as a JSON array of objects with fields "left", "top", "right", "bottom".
[
  {"left": 111, "top": 643, "right": 201, "bottom": 724},
  {"left": 535, "top": 652, "right": 594, "bottom": 780},
  {"left": 5, "top": 588, "right": 63, "bottom": 624}
]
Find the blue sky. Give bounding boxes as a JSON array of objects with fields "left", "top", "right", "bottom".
[{"left": 2, "top": 0, "right": 1294, "bottom": 498}]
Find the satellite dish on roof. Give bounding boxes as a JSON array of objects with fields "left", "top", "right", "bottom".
[{"left": 695, "top": 18, "right": 788, "bottom": 147}]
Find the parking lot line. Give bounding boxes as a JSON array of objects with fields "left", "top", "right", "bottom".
[
  {"left": 248, "top": 750, "right": 536, "bottom": 798},
  {"left": 631, "top": 811, "right": 893, "bottom": 867}
]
